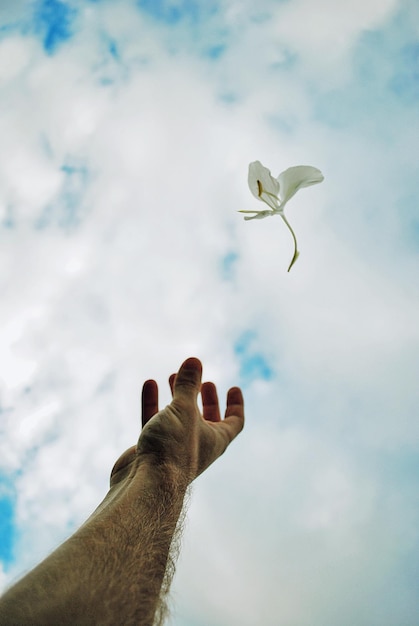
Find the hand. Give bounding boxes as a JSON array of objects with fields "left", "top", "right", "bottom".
[
  {"left": 0, "top": 359, "right": 244, "bottom": 626},
  {"left": 110, "top": 357, "right": 244, "bottom": 487}
]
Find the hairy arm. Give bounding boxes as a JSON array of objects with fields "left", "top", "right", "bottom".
[
  {"left": 0, "top": 358, "right": 244, "bottom": 626},
  {"left": 0, "top": 466, "right": 187, "bottom": 626}
]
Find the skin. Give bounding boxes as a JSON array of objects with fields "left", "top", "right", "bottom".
[{"left": 0, "top": 357, "right": 245, "bottom": 626}]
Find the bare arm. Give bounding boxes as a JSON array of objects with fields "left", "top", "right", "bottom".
[{"left": 0, "top": 357, "right": 244, "bottom": 626}]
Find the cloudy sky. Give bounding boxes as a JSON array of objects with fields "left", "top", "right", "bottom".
[{"left": 0, "top": 0, "right": 418, "bottom": 624}]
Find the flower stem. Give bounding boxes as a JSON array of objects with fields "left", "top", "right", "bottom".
[{"left": 280, "top": 213, "right": 299, "bottom": 272}]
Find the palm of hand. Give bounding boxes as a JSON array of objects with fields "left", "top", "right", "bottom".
[{"left": 110, "top": 358, "right": 244, "bottom": 488}]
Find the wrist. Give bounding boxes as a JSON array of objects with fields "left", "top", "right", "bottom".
[
  {"left": 124, "top": 451, "right": 194, "bottom": 490},
  {"left": 141, "top": 457, "right": 193, "bottom": 489},
  {"left": 90, "top": 457, "right": 189, "bottom": 525}
]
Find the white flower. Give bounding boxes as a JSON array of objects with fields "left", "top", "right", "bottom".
[{"left": 239, "top": 160, "right": 324, "bottom": 271}]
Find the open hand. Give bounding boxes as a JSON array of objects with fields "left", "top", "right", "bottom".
[{"left": 111, "top": 357, "right": 245, "bottom": 487}]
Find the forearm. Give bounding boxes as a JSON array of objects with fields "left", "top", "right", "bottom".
[{"left": 0, "top": 464, "right": 188, "bottom": 626}]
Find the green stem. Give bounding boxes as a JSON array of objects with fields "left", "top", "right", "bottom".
[{"left": 280, "top": 213, "right": 299, "bottom": 272}]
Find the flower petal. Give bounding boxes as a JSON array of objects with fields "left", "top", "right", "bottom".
[
  {"left": 248, "top": 161, "right": 280, "bottom": 210},
  {"left": 238, "top": 209, "right": 274, "bottom": 220},
  {"left": 277, "top": 165, "right": 324, "bottom": 205}
]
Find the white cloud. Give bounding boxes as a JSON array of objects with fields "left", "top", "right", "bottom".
[
  {"left": 0, "top": 1, "right": 418, "bottom": 624},
  {"left": 0, "top": 37, "right": 34, "bottom": 84},
  {"left": 271, "top": 0, "right": 400, "bottom": 75}
]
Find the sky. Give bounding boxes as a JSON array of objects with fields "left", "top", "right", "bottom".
[{"left": 0, "top": 0, "right": 418, "bottom": 624}]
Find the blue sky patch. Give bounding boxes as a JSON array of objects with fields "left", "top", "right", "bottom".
[
  {"left": 33, "top": 0, "right": 78, "bottom": 55},
  {"left": 58, "top": 163, "right": 89, "bottom": 228},
  {"left": 1, "top": 205, "right": 15, "bottom": 229},
  {"left": 220, "top": 251, "right": 238, "bottom": 280},
  {"left": 0, "top": 477, "right": 16, "bottom": 569},
  {"left": 108, "top": 39, "right": 119, "bottom": 60},
  {"left": 35, "top": 162, "right": 90, "bottom": 230},
  {"left": 218, "top": 91, "right": 237, "bottom": 104},
  {"left": 137, "top": 0, "right": 216, "bottom": 24},
  {"left": 0, "top": 23, "right": 18, "bottom": 38},
  {"left": 313, "top": 9, "right": 419, "bottom": 133},
  {"left": 389, "top": 43, "right": 419, "bottom": 104},
  {"left": 205, "top": 43, "right": 225, "bottom": 60},
  {"left": 234, "top": 331, "right": 274, "bottom": 386}
]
